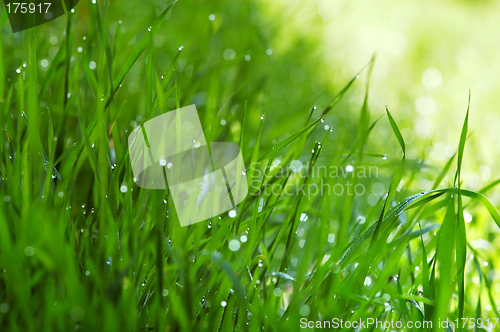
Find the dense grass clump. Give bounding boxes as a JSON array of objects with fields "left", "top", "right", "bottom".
[{"left": 1, "top": 1, "right": 500, "bottom": 331}]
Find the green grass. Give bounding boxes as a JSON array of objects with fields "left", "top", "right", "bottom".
[{"left": 1, "top": 1, "right": 500, "bottom": 331}]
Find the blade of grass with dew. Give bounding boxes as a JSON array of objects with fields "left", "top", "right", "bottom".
[
  {"left": 347, "top": 106, "right": 406, "bottom": 291},
  {"left": 432, "top": 196, "right": 456, "bottom": 330},
  {"left": 455, "top": 92, "right": 470, "bottom": 319}
]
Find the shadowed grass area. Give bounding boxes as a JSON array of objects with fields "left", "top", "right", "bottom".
[{"left": 1, "top": 1, "right": 500, "bottom": 331}]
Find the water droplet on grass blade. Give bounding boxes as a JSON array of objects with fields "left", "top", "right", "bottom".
[
  {"left": 229, "top": 239, "right": 240, "bottom": 251},
  {"left": 70, "top": 307, "right": 84, "bottom": 321},
  {"left": 299, "top": 305, "right": 310, "bottom": 316},
  {"left": 328, "top": 234, "right": 335, "bottom": 243},
  {"left": 25, "top": 246, "right": 35, "bottom": 256},
  {"left": 0, "top": 303, "right": 9, "bottom": 313}
]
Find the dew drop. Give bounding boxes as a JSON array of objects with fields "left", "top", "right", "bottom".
[
  {"left": 24, "top": 246, "right": 35, "bottom": 256},
  {"left": 0, "top": 303, "right": 9, "bottom": 313},
  {"left": 229, "top": 239, "right": 240, "bottom": 251},
  {"left": 299, "top": 305, "right": 310, "bottom": 316}
]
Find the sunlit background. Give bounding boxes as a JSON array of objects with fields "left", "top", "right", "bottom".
[{"left": 266, "top": 0, "right": 500, "bottom": 191}]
